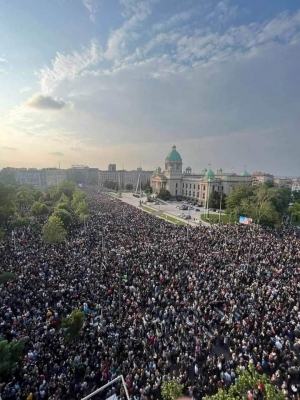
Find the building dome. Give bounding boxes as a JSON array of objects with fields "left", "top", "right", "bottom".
[
  {"left": 241, "top": 170, "right": 250, "bottom": 177},
  {"left": 205, "top": 169, "right": 215, "bottom": 179},
  {"left": 166, "top": 145, "right": 182, "bottom": 162}
]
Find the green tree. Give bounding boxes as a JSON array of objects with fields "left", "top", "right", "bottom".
[
  {"left": 71, "top": 190, "right": 87, "bottom": 209},
  {"left": 0, "top": 228, "right": 5, "bottom": 241},
  {"left": 62, "top": 309, "right": 84, "bottom": 341},
  {"left": 226, "top": 184, "right": 254, "bottom": 217},
  {"left": 55, "top": 202, "right": 70, "bottom": 213},
  {"left": 292, "top": 191, "right": 300, "bottom": 203},
  {"left": 0, "top": 170, "right": 17, "bottom": 186},
  {"left": 161, "top": 380, "right": 183, "bottom": 400},
  {"left": 16, "top": 187, "right": 35, "bottom": 209},
  {"left": 104, "top": 180, "right": 118, "bottom": 190},
  {"left": 0, "top": 338, "right": 28, "bottom": 378},
  {"left": 31, "top": 201, "right": 49, "bottom": 216},
  {"left": 53, "top": 209, "right": 72, "bottom": 228},
  {"left": 34, "top": 190, "right": 43, "bottom": 201},
  {"left": 0, "top": 272, "right": 15, "bottom": 285},
  {"left": 271, "top": 187, "right": 292, "bottom": 217},
  {"left": 204, "top": 365, "right": 285, "bottom": 400},
  {"left": 125, "top": 183, "right": 134, "bottom": 191},
  {"left": 57, "top": 180, "right": 76, "bottom": 199},
  {"left": 290, "top": 202, "right": 300, "bottom": 223},
  {"left": 208, "top": 191, "right": 227, "bottom": 209},
  {"left": 11, "top": 217, "right": 30, "bottom": 228},
  {"left": 87, "top": 173, "right": 98, "bottom": 185},
  {"left": 66, "top": 169, "right": 87, "bottom": 184},
  {"left": 42, "top": 215, "right": 67, "bottom": 244},
  {"left": 157, "top": 188, "right": 171, "bottom": 201},
  {"left": 58, "top": 193, "right": 70, "bottom": 204},
  {"left": 75, "top": 201, "right": 89, "bottom": 217},
  {"left": 0, "top": 182, "right": 16, "bottom": 224}
]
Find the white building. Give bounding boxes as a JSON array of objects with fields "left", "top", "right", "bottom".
[
  {"left": 16, "top": 169, "right": 42, "bottom": 189},
  {"left": 292, "top": 179, "right": 300, "bottom": 192},
  {"left": 98, "top": 166, "right": 153, "bottom": 189},
  {"left": 15, "top": 168, "right": 67, "bottom": 189},
  {"left": 151, "top": 145, "right": 252, "bottom": 205},
  {"left": 251, "top": 172, "right": 274, "bottom": 186}
]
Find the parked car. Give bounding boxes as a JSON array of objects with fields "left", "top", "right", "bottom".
[
  {"left": 195, "top": 208, "right": 200, "bottom": 211},
  {"left": 178, "top": 213, "right": 185, "bottom": 218},
  {"left": 184, "top": 215, "right": 192, "bottom": 220},
  {"left": 188, "top": 206, "right": 194, "bottom": 210}
]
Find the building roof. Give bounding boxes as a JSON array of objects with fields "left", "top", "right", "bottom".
[
  {"left": 205, "top": 169, "right": 215, "bottom": 179},
  {"left": 166, "top": 145, "right": 182, "bottom": 162},
  {"left": 241, "top": 170, "right": 250, "bottom": 177}
]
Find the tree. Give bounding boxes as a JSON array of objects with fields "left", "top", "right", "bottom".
[
  {"left": 42, "top": 215, "right": 67, "bottom": 244},
  {"left": 292, "top": 190, "right": 300, "bottom": 203},
  {"left": 290, "top": 202, "right": 300, "bottom": 223},
  {"left": 126, "top": 183, "right": 134, "bottom": 191},
  {"left": 0, "top": 272, "right": 15, "bottom": 285},
  {"left": 16, "top": 187, "right": 34, "bottom": 209},
  {"left": 157, "top": 188, "right": 171, "bottom": 201},
  {"left": 104, "top": 180, "right": 118, "bottom": 190},
  {"left": 271, "top": 187, "right": 292, "bottom": 217},
  {"left": 87, "top": 173, "right": 98, "bottom": 186},
  {"left": 71, "top": 190, "right": 87, "bottom": 209},
  {"left": 0, "top": 182, "right": 16, "bottom": 224},
  {"left": 0, "top": 170, "right": 17, "bottom": 186},
  {"left": 34, "top": 190, "right": 43, "bottom": 201},
  {"left": 226, "top": 184, "right": 254, "bottom": 218},
  {"left": 0, "top": 338, "right": 28, "bottom": 378},
  {"left": 204, "top": 365, "right": 285, "bottom": 400},
  {"left": 161, "top": 380, "right": 183, "bottom": 400},
  {"left": 53, "top": 209, "right": 72, "bottom": 228},
  {"left": 57, "top": 180, "right": 76, "bottom": 199},
  {"left": 62, "top": 309, "right": 84, "bottom": 341},
  {"left": 31, "top": 201, "right": 49, "bottom": 216},
  {"left": 55, "top": 202, "right": 70, "bottom": 213},
  {"left": 75, "top": 201, "right": 89, "bottom": 217},
  {"left": 11, "top": 217, "right": 30, "bottom": 228},
  {"left": 208, "top": 191, "right": 227, "bottom": 209}
]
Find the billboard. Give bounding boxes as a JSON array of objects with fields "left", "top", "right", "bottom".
[{"left": 239, "top": 216, "right": 253, "bottom": 225}]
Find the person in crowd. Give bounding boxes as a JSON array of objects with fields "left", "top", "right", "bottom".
[{"left": 1, "top": 188, "right": 300, "bottom": 400}]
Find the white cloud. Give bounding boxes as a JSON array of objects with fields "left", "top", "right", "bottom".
[
  {"left": 37, "top": 39, "right": 102, "bottom": 93},
  {"left": 0, "top": 57, "right": 8, "bottom": 63},
  {"left": 153, "top": 8, "right": 196, "bottom": 31},
  {"left": 82, "top": 0, "right": 98, "bottom": 23},
  {"left": 20, "top": 86, "right": 32, "bottom": 94}
]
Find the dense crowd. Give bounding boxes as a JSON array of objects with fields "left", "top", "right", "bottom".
[{"left": 1, "top": 189, "right": 300, "bottom": 400}]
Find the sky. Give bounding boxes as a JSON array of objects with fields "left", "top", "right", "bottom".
[{"left": 0, "top": 0, "right": 299, "bottom": 175}]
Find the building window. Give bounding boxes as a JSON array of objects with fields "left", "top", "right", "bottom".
[
  {"left": 189, "top": 191, "right": 191, "bottom": 196},
  {"left": 198, "top": 185, "right": 200, "bottom": 190},
  {"left": 182, "top": 190, "right": 184, "bottom": 195},
  {"left": 186, "top": 191, "right": 187, "bottom": 196},
  {"left": 176, "top": 183, "right": 178, "bottom": 188},
  {"left": 193, "top": 192, "right": 195, "bottom": 197},
  {"left": 202, "top": 193, "right": 205, "bottom": 199},
  {"left": 175, "top": 190, "right": 177, "bottom": 195},
  {"left": 203, "top": 185, "right": 206, "bottom": 191},
  {"left": 197, "top": 192, "right": 199, "bottom": 197},
  {"left": 221, "top": 186, "right": 223, "bottom": 191},
  {"left": 190, "top": 184, "right": 191, "bottom": 189}
]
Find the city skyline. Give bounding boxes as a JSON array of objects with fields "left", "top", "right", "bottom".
[{"left": 0, "top": 0, "right": 300, "bottom": 175}]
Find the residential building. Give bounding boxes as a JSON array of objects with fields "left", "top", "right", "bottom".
[
  {"left": 151, "top": 145, "right": 252, "bottom": 205},
  {"left": 274, "top": 177, "right": 293, "bottom": 189},
  {"left": 292, "top": 179, "right": 300, "bottom": 192},
  {"left": 42, "top": 169, "right": 67, "bottom": 187},
  {"left": 16, "top": 169, "right": 42, "bottom": 189},
  {"left": 251, "top": 172, "right": 274, "bottom": 186},
  {"left": 98, "top": 165, "right": 153, "bottom": 189}
]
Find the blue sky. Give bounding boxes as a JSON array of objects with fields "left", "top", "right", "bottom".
[{"left": 0, "top": 0, "right": 299, "bottom": 175}]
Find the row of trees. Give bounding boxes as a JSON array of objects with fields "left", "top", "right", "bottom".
[
  {"left": 161, "top": 366, "right": 285, "bottom": 400},
  {"left": 42, "top": 181, "right": 90, "bottom": 244},
  {"left": 224, "top": 184, "right": 292, "bottom": 225}
]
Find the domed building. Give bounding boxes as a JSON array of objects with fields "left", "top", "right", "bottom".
[{"left": 151, "top": 145, "right": 252, "bottom": 205}]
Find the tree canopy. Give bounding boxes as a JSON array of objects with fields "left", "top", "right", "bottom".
[
  {"left": 161, "top": 380, "right": 183, "bottom": 400},
  {"left": 0, "top": 338, "right": 28, "bottom": 378},
  {"left": 62, "top": 309, "right": 84, "bottom": 341},
  {"left": 42, "top": 215, "right": 67, "bottom": 244},
  {"left": 157, "top": 188, "right": 171, "bottom": 201},
  {"left": 208, "top": 191, "right": 227, "bottom": 209},
  {"left": 0, "top": 271, "right": 16, "bottom": 285},
  {"left": 31, "top": 201, "right": 49, "bottom": 216},
  {"left": 225, "top": 184, "right": 291, "bottom": 225},
  {"left": 204, "top": 365, "right": 285, "bottom": 400}
]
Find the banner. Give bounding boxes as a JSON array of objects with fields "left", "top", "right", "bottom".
[{"left": 239, "top": 216, "right": 252, "bottom": 225}]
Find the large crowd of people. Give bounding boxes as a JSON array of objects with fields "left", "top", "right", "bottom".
[{"left": 1, "top": 188, "right": 300, "bottom": 400}]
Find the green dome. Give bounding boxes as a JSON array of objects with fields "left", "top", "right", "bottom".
[
  {"left": 241, "top": 170, "right": 250, "bottom": 177},
  {"left": 166, "top": 145, "right": 182, "bottom": 162},
  {"left": 205, "top": 169, "right": 215, "bottom": 179},
  {"left": 186, "top": 166, "right": 192, "bottom": 171}
]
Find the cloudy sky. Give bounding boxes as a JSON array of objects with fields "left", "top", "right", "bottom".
[{"left": 0, "top": 0, "right": 299, "bottom": 175}]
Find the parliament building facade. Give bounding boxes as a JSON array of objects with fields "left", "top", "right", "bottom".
[{"left": 151, "top": 145, "right": 251, "bottom": 205}]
